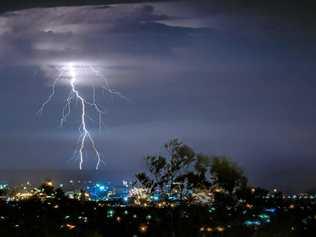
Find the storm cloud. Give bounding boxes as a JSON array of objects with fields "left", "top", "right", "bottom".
[{"left": 0, "top": 1, "right": 316, "bottom": 191}]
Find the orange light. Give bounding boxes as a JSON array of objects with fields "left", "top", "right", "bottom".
[
  {"left": 139, "top": 224, "right": 148, "bottom": 233},
  {"left": 216, "top": 226, "right": 225, "bottom": 232},
  {"left": 46, "top": 181, "right": 53, "bottom": 187},
  {"left": 66, "top": 224, "right": 76, "bottom": 230}
]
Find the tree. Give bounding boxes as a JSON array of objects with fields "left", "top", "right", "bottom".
[
  {"left": 39, "top": 180, "right": 55, "bottom": 196},
  {"left": 135, "top": 139, "right": 197, "bottom": 201},
  {"left": 135, "top": 139, "right": 249, "bottom": 204},
  {"left": 210, "top": 157, "right": 248, "bottom": 195},
  {"left": 54, "top": 187, "right": 65, "bottom": 200}
]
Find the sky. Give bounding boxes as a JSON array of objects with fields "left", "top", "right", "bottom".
[{"left": 0, "top": 0, "right": 316, "bottom": 191}]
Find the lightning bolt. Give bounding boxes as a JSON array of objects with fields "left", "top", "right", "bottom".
[
  {"left": 68, "top": 63, "right": 102, "bottom": 170},
  {"left": 37, "top": 70, "right": 64, "bottom": 115},
  {"left": 38, "top": 63, "right": 127, "bottom": 170}
]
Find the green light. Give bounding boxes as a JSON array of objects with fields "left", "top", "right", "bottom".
[
  {"left": 107, "top": 209, "right": 115, "bottom": 218},
  {"left": 208, "top": 207, "right": 216, "bottom": 213},
  {"left": 259, "top": 214, "right": 270, "bottom": 220}
]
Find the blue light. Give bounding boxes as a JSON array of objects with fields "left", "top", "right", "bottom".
[
  {"left": 88, "top": 183, "right": 110, "bottom": 201},
  {"left": 264, "top": 208, "right": 277, "bottom": 213},
  {"left": 168, "top": 196, "right": 177, "bottom": 201},
  {"left": 253, "top": 220, "right": 261, "bottom": 226},
  {"left": 244, "top": 220, "right": 262, "bottom": 226},
  {"left": 0, "top": 182, "right": 8, "bottom": 190},
  {"left": 153, "top": 196, "right": 159, "bottom": 201},
  {"left": 244, "top": 220, "right": 253, "bottom": 226},
  {"left": 150, "top": 193, "right": 160, "bottom": 202}
]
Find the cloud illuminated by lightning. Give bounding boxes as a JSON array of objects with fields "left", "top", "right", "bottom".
[{"left": 38, "top": 63, "right": 127, "bottom": 170}]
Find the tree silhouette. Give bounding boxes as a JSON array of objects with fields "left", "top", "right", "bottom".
[
  {"left": 135, "top": 139, "right": 249, "bottom": 204},
  {"left": 210, "top": 157, "right": 248, "bottom": 195},
  {"left": 39, "top": 180, "right": 55, "bottom": 196},
  {"left": 136, "top": 139, "right": 197, "bottom": 200}
]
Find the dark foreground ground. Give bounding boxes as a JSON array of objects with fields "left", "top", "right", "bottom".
[{"left": 1, "top": 198, "right": 316, "bottom": 237}]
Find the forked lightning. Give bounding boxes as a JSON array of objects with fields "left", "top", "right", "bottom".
[{"left": 38, "top": 63, "right": 127, "bottom": 170}]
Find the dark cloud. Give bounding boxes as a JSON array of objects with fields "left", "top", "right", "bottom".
[{"left": 0, "top": 0, "right": 172, "bottom": 14}]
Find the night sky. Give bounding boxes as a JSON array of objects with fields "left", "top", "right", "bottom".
[{"left": 0, "top": 0, "right": 316, "bottom": 191}]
